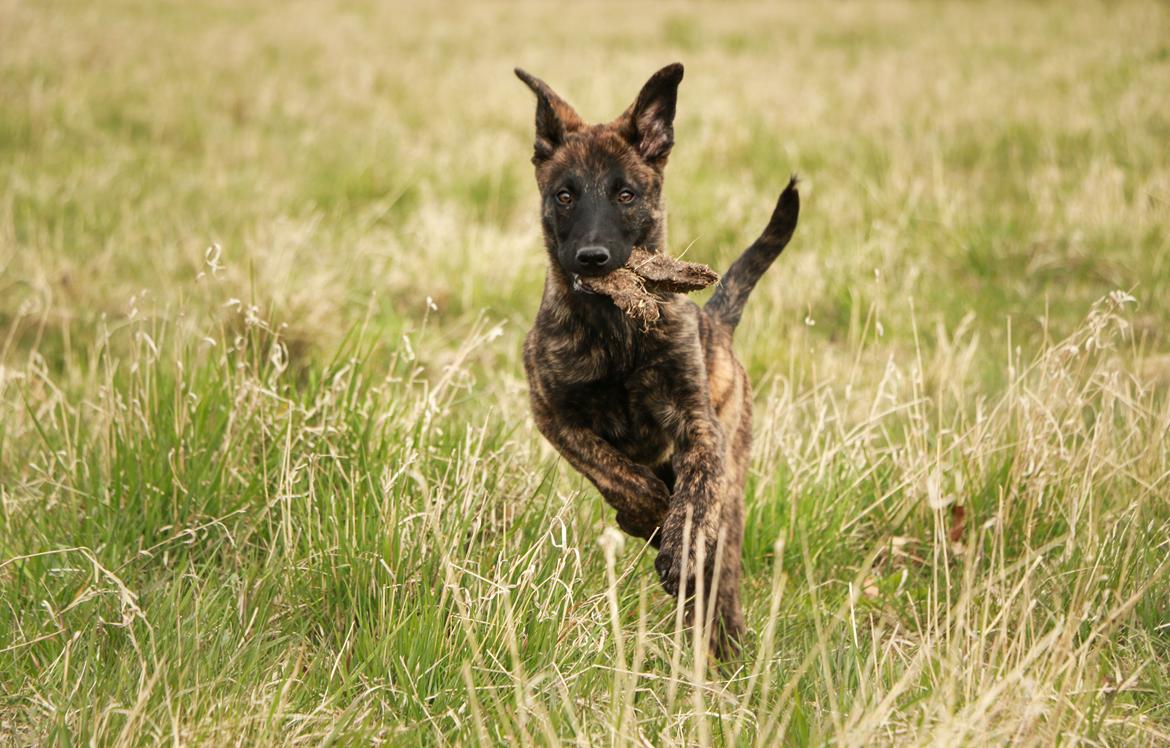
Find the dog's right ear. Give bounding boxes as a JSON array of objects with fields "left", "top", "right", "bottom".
[{"left": 515, "top": 68, "right": 585, "bottom": 165}]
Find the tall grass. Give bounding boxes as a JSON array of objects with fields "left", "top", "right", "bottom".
[{"left": 2, "top": 0, "right": 1169, "bottom": 744}]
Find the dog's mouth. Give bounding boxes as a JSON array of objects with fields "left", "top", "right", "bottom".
[{"left": 571, "top": 273, "right": 598, "bottom": 295}]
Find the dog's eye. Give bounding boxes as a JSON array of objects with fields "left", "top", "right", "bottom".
[
  {"left": 556, "top": 190, "right": 574, "bottom": 206},
  {"left": 617, "top": 188, "right": 637, "bottom": 204}
]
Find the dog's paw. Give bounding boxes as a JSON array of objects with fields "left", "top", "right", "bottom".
[
  {"left": 606, "top": 466, "right": 669, "bottom": 546},
  {"left": 615, "top": 509, "right": 663, "bottom": 547},
  {"left": 654, "top": 508, "right": 718, "bottom": 597}
]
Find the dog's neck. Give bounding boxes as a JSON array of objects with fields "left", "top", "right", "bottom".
[{"left": 536, "top": 267, "right": 648, "bottom": 377}]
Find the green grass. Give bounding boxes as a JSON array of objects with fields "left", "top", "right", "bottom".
[{"left": 2, "top": 0, "right": 1170, "bottom": 744}]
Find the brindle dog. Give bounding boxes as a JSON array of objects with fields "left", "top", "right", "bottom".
[{"left": 516, "top": 62, "right": 799, "bottom": 658}]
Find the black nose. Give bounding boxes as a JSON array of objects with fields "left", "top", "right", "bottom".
[{"left": 576, "top": 246, "right": 611, "bottom": 268}]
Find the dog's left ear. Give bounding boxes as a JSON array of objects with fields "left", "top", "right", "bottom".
[{"left": 614, "top": 63, "right": 684, "bottom": 168}]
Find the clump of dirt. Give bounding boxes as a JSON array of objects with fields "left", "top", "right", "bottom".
[{"left": 579, "top": 247, "right": 718, "bottom": 325}]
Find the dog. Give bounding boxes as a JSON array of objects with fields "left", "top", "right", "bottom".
[{"left": 516, "top": 62, "right": 799, "bottom": 658}]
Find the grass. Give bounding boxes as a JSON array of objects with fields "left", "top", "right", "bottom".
[{"left": 2, "top": 0, "right": 1169, "bottom": 744}]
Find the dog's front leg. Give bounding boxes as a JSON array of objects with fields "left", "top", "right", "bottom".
[
  {"left": 653, "top": 407, "right": 726, "bottom": 596},
  {"left": 529, "top": 391, "right": 670, "bottom": 543},
  {"left": 655, "top": 353, "right": 725, "bottom": 599}
]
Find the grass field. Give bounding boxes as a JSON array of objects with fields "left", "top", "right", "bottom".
[{"left": 3, "top": 0, "right": 1170, "bottom": 744}]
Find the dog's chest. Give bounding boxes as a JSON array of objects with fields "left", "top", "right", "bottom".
[
  {"left": 562, "top": 374, "right": 675, "bottom": 467},
  {"left": 533, "top": 300, "right": 684, "bottom": 467}
]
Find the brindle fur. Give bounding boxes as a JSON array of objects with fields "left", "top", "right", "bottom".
[{"left": 517, "top": 63, "right": 799, "bottom": 659}]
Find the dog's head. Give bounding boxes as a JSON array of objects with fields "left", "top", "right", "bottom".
[{"left": 515, "top": 64, "right": 683, "bottom": 285}]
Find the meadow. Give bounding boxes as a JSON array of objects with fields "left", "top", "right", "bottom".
[{"left": 2, "top": 0, "right": 1169, "bottom": 744}]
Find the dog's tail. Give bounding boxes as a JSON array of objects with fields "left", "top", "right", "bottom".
[{"left": 705, "top": 177, "right": 800, "bottom": 333}]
